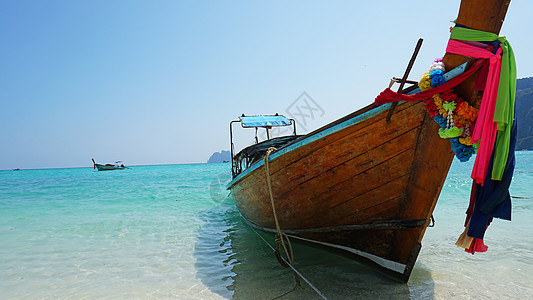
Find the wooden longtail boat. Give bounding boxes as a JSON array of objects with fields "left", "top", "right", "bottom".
[
  {"left": 227, "top": 0, "right": 511, "bottom": 282},
  {"left": 92, "top": 158, "right": 126, "bottom": 171}
]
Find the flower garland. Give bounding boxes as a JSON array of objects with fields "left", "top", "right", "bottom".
[{"left": 418, "top": 58, "right": 480, "bottom": 162}]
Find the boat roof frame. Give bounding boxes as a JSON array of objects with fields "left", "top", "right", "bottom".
[{"left": 229, "top": 114, "right": 296, "bottom": 172}]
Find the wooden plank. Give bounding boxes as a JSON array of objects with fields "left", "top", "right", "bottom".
[
  {"left": 280, "top": 147, "right": 416, "bottom": 227},
  {"left": 267, "top": 101, "right": 422, "bottom": 175},
  {"left": 276, "top": 127, "right": 419, "bottom": 202},
  {"left": 327, "top": 179, "right": 408, "bottom": 225},
  {"left": 270, "top": 101, "right": 425, "bottom": 186}
]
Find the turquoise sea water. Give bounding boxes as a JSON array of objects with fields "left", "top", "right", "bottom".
[{"left": 1, "top": 153, "right": 532, "bottom": 299}]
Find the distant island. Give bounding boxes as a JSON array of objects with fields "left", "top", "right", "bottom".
[
  {"left": 207, "top": 150, "right": 231, "bottom": 163},
  {"left": 516, "top": 77, "right": 533, "bottom": 150}
]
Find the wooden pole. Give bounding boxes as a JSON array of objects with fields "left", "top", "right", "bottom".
[{"left": 386, "top": 38, "right": 423, "bottom": 122}]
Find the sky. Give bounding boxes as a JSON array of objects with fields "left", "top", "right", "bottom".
[{"left": 1, "top": 0, "right": 532, "bottom": 170}]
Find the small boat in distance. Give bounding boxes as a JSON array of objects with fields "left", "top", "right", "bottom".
[{"left": 92, "top": 158, "right": 127, "bottom": 171}]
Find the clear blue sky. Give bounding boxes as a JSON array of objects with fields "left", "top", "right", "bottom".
[{"left": 1, "top": 0, "right": 531, "bottom": 170}]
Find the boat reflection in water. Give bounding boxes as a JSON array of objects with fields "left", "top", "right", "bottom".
[{"left": 193, "top": 201, "right": 423, "bottom": 299}]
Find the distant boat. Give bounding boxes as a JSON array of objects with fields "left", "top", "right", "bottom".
[
  {"left": 92, "top": 158, "right": 126, "bottom": 171},
  {"left": 227, "top": 0, "right": 512, "bottom": 282},
  {"left": 12, "top": 168, "right": 20, "bottom": 171}
]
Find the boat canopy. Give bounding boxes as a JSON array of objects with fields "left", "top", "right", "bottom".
[
  {"left": 239, "top": 115, "right": 292, "bottom": 128},
  {"left": 230, "top": 114, "right": 298, "bottom": 177}
]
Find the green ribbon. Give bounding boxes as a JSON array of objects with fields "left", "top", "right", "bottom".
[{"left": 450, "top": 27, "right": 516, "bottom": 181}]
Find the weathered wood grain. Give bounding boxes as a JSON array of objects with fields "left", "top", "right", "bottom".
[{"left": 229, "top": 0, "right": 511, "bottom": 281}]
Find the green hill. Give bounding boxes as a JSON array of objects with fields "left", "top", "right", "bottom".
[{"left": 516, "top": 77, "right": 533, "bottom": 150}]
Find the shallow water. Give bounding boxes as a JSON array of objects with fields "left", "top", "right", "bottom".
[{"left": 1, "top": 153, "right": 532, "bottom": 299}]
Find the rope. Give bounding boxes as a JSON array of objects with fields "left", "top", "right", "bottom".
[
  {"left": 264, "top": 147, "right": 296, "bottom": 270},
  {"left": 251, "top": 227, "right": 328, "bottom": 300},
  {"left": 263, "top": 147, "right": 304, "bottom": 298}
]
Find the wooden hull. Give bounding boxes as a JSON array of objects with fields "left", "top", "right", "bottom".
[
  {"left": 94, "top": 163, "right": 125, "bottom": 171},
  {"left": 227, "top": 0, "right": 510, "bottom": 282},
  {"left": 228, "top": 101, "right": 451, "bottom": 281}
]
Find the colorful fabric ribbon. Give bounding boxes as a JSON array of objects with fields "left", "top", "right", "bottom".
[
  {"left": 449, "top": 27, "right": 517, "bottom": 182},
  {"left": 457, "top": 119, "right": 516, "bottom": 253},
  {"left": 372, "top": 25, "right": 518, "bottom": 255},
  {"left": 373, "top": 59, "right": 484, "bottom": 105},
  {"left": 445, "top": 39, "right": 501, "bottom": 184}
]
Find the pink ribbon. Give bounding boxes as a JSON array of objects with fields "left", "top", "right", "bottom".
[
  {"left": 445, "top": 39, "right": 502, "bottom": 184},
  {"left": 373, "top": 59, "right": 484, "bottom": 105}
]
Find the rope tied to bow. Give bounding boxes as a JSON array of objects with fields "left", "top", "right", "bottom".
[{"left": 264, "top": 147, "right": 300, "bottom": 286}]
